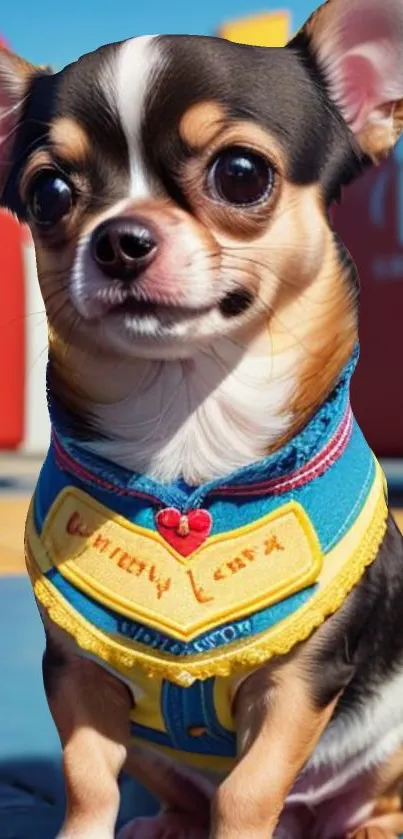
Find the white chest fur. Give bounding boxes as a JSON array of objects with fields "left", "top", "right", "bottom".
[{"left": 84, "top": 339, "right": 299, "bottom": 485}]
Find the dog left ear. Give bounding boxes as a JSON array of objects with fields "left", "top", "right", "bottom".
[
  {"left": 291, "top": 0, "right": 403, "bottom": 162},
  {"left": 0, "top": 48, "right": 37, "bottom": 197}
]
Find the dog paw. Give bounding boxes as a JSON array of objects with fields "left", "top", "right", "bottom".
[{"left": 117, "top": 811, "right": 208, "bottom": 839}]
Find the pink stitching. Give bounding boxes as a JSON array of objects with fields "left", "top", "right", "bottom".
[
  {"left": 212, "top": 407, "right": 353, "bottom": 497},
  {"left": 52, "top": 433, "right": 157, "bottom": 503},
  {"left": 51, "top": 405, "right": 352, "bottom": 502}
]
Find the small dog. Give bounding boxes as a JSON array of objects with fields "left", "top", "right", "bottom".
[{"left": 2, "top": 0, "right": 403, "bottom": 836}]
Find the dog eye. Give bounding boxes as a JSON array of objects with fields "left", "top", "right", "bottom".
[
  {"left": 27, "top": 172, "right": 74, "bottom": 227},
  {"left": 207, "top": 147, "right": 274, "bottom": 207}
]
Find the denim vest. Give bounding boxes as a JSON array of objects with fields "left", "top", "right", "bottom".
[{"left": 25, "top": 348, "right": 388, "bottom": 769}]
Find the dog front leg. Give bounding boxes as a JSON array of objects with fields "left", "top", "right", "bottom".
[
  {"left": 42, "top": 627, "right": 131, "bottom": 839},
  {"left": 210, "top": 656, "right": 340, "bottom": 839}
]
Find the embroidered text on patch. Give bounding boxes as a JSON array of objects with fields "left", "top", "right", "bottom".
[{"left": 40, "top": 487, "right": 323, "bottom": 642}]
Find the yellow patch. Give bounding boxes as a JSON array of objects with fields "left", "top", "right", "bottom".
[
  {"left": 219, "top": 11, "right": 291, "bottom": 47},
  {"left": 25, "top": 460, "right": 388, "bottom": 686},
  {"left": 39, "top": 487, "right": 323, "bottom": 642}
]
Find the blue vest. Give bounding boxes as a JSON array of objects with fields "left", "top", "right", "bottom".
[{"left": 25, "top": 348, "right": 388, "bottom": 770}]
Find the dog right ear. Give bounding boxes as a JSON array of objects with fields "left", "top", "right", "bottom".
[
  {"left": 0, "top": 48, "right": 37, "bottom": 198},
  {"left": 290, "top": 0, "right": 403, "bottom": 163}
]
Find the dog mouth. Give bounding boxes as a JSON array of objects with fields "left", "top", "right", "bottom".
[
  {"left": 107, "top": 296, "right": 213, "bottom": 321},
  {"left": 106, "top": 289, "right": 255, "bottom": 320},
  {"left": 109, "top": 298, "right": 158, "bottom": 316}
]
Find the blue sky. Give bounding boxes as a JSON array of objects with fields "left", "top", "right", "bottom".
[{"left": 1, "top": 0, "right": 316, "bottom": 68}]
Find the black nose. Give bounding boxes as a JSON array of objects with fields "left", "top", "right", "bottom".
[{"left": 91, "top": 217, "right": 158, "bottom": 281}]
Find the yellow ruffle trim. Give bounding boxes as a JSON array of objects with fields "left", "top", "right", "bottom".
[{"left": 26, "top": 484, "right": 388, "bottom": 688}]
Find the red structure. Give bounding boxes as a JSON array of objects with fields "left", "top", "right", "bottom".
[
  {"left": 0, "top": 34, "right": 26, "bottom": 448},
  {"left": 0, "top": 210, "right": 26, "bottom": 449}
]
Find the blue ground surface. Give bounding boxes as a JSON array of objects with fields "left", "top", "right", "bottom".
[{"left": 0, "top": 576, "right": 158, "bottom": 839}]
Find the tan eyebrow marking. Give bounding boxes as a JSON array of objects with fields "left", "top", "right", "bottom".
[
  {"left": 50, "top": 117, "right": 91, "bottom": 163},
  {"left": 179, "top": 101, "right": 226, "bottom": 149}
]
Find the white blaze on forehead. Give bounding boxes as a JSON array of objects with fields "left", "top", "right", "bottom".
[{"left": 114, "top": 35, "right": 161, "bottom": 201}]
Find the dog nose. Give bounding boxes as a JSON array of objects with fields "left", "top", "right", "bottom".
[{"left": 91, "top": 217, "right": 157, "bottom": 281}]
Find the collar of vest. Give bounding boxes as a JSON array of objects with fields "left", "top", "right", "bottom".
[
  {"left": 47, "top": 345, "right": 359, "bottom": 508},
  {"left": 26, "top": 344, "right": 389, "bottom": 686}
]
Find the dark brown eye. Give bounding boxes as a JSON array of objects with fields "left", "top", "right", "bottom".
[
  {"left": 28, "top": 172, "right": 73, "bottom": 227},
  {"left": 208, "top": 147, "right": 274, "bottom": 207}
]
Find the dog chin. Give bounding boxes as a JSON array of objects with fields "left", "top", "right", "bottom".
[
  {"left": 69, "top": 283, "right": 262, "bottom": 359},
  {"left": 97, "top": 306, "right": 229, "bottom": 360}
]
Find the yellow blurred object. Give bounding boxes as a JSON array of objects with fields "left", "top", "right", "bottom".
[
  {"left": 219, "top": 10, "right": 291, "bottom": 48},
  {"left": 0, "top": 497, "right": 29, "bottom": 574}
]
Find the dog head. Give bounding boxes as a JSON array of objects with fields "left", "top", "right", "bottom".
[{"left": 1, "top": 0, "right": 403, "bottom": 423}]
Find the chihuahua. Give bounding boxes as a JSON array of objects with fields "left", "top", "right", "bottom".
[{"left": 2, "top": 0, "right": 403, "bottom": 837}]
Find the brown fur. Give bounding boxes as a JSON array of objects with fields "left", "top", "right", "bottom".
[
  {"left": 42, "top": 620, "right": 131, "bottom": 837},
  {"left": 179, "top": 101, "right": 226, "bottom": 150},
  {"left": 50, "top": 117, "right": 91, "bottom": 163}
]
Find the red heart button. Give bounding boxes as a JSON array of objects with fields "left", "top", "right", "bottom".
[{"left": 155, "top": 507, "right": 212, "bottom": 557}]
